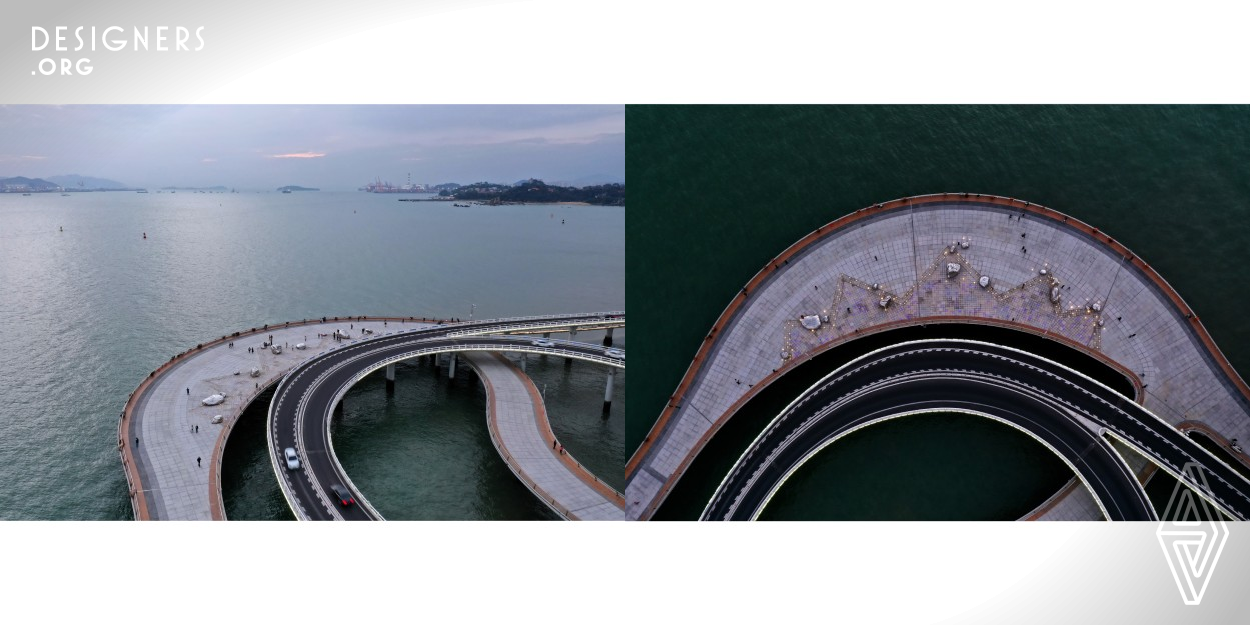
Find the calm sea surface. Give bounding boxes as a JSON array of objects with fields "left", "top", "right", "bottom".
[
  {"left": 0, "top": 191, "right": 623, "bottom": 519},
  {"left": 628, "top": 105, "right": 1250, "bottom": 519}
]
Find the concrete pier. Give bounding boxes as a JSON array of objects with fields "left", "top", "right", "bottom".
[
  {"left": 603, "top": 368, "right": 616, "bottom": 416},
  {"left": 448, "top": 353, "right": 457, "bottom": 379},
  {"left": 626, "top": 194, "right": 1250, "bottom": 520},
  {"left": 385, "top": 362, "right": 396, "bottom": 393},
  {"left": 604, "top": 327, "right": 614, "bottom": 347}
]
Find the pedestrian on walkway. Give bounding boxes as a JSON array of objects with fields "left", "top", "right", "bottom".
[
  {"left": 197, "top": 457, "right": 201, "bottom": 467},
  {"left": 195, "top": 425, "right": 199, "bottom": 433},
  {"left": 186, "top": 388, "right": 190, "bottom": 395},
  {"left": 135, "top": 437, "right": 139, "bottom": 446},
  {"left": 558, "top": 444, "right": 565, "bottom": 455},
  {"left": 553, "top": 439, "right": 558, "bottom": 449}
]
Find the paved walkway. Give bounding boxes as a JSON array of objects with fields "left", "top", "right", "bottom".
[
  {"left": 627, "top": 194, "right": 1250, "bottom": 520},
  {"left": 463, "top": 352, "right": 625, "bottom": 520},
  {"left": 121, "top": 316, "right": 445, "bottom": 519}
]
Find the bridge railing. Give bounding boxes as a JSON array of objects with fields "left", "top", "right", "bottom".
[
  {"left": 446, "top": 319, "right": 625, "bottom": 338},
  {"left": 474, "top": 311, "right": 625, "bottom": 324}
]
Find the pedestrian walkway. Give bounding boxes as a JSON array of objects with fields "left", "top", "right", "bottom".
[
  {"left": 463, "top": 351, "right": 625, "bottom": 520},
  {"left": 627, "top": 193, "right": 1250, "bottom": 520},
  {"left": 120, "top": 316, "right": 438, "bottom": 520}
]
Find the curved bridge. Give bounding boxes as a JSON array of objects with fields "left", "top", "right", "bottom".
[
  {"left": 628, "top": 193, "right": 1250, "bottom": 520},
  {"left": 267, "top": 316, "right": 625, "bottom": 520},
  {"left": 119, "top": 312, "right": 623, "bottom": 520},
  {"left": 706, "top": 339, "right": 1250, "bottom": 521}
]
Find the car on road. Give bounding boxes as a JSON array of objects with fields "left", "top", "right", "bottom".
[
  {"left": 531, "top": 339, "right": 555, "bottom": 348},
  {"left": 330, "top": 484, "right": 355, "bottom": 507},
  {"left": 283, "top": 447, "right": 300, "bottom": 470},
  {"left": 605, "top": 348, "right": 624, "bottom": 359}
]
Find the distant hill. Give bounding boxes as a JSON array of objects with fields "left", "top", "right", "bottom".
[
  {"left": 443, "top": 178, "right": 624, "bottom": 206},
  {"left": 47, "top": 174, "right": 127, "bottom": 189},
  {"left": 0, "top": 176, "right": 58, "bottom": 191},
  {"left": 277, "top": 185, "right": 319, "bottom": 192},
  {"left": 161, "top": 186, "right": 229, "bottom": 191},
  {"left": 552, "top": 174, "right": 626, "bottom": 188}
]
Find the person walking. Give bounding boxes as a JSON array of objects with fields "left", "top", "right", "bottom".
[
  {"left": 135, "top": 437, "right": 139, "bottom": 446},
  {"left": 195, "top": 425, "right": 199, "bottom": 433},
  {"left": 553, "top": 439, "right": 558, "bottom": 449},
  {"left": 197, "top": 457, "right": 201, "bottom": 467},
  {"left": 186, "top": 388, "right": 190, "bottom": 395}
]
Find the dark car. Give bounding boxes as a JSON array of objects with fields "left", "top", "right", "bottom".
[{"left": 330, "top": 484, "right": 355, "bottom": 507}]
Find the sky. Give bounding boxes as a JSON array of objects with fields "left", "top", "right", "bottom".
[{"left": 0, "top": 105, "right": 624, "bottom": 190}]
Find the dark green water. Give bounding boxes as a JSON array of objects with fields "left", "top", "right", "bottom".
[
  {"left": 628, "top": 105, "right": 1250, "bottom": 519},
  {"left": 758, "top": 412, "right": 1072, "bottom": 521}
]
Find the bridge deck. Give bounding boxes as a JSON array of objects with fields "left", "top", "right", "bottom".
[
  {"left": 628, "top": 194, "right": 1250, "bottom": 520},
  {"left": 122, "top": 317, "right": 438, "bottom": 519},
  {"left": 121, "top": 315, "right": 620, "bottom": 520},
  {"left": 465, "top": 352, "right": 625, "bottom": 520}
]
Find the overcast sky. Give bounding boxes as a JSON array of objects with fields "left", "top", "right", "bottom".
[{"left": 0, "top": 105, "right": 624, "bottom": 190}]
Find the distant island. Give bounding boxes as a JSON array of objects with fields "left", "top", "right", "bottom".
[
  {"left": 162, "top": 185, "right": 229, "bottom": 191},
  {"left": 440, "top": 179, "right": 624, "bottom": 206},
  {"left": 277, "top": 185, "right": 319, "bottom": 192},
  {"left": 1, "top": 175, "right": 137, "bottom": 192}
]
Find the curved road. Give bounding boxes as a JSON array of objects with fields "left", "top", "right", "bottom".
[
  {"left": 268, "top": 315, "right": 624, "bottom": 520},
  {"left": 704, "top": 340, "right": 1250, "bottom": 521}
]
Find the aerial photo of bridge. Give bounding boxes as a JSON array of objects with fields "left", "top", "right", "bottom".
[{"left": 627, "top": 193, "right": 1250, "bottom": 521}]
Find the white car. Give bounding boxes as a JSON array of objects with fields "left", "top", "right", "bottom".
[
  {"left": 284, "top": 447, "right": 300, "bottom": 470},
  {"left": 531, "top": 339, "right": 555, "bottom": 348},
  {"left": 201, "top": 393, "right": 225, "bottom": 406},
  {"left": 605, "top": 348, "right": 625, "bottom": 359}
]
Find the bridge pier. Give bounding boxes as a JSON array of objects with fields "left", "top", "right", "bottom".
[
  {"left": 567, "top": 328, "right": 579, "bottom": 364},
  {"left": 603, "top": 327, "right": 614, "bottom": 347},
  {"left": 603, "top": 368, "right": 616, "bottom": 416},
  {"left": 519, "top": 353, "right": 527, "bottom": 372},
  {"left": 386, "top": 362, "right": 395, "bottom": 394},
  {"left": 449, "top": 353, "right": 457, "bottom": 379}
]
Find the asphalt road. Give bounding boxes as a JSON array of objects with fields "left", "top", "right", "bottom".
[
  {"left": 703, "top": 340, "right": 1250, "bottom": 521},
  {"left": 267, "top": 314, "right": 624, "bottom": 520}
]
